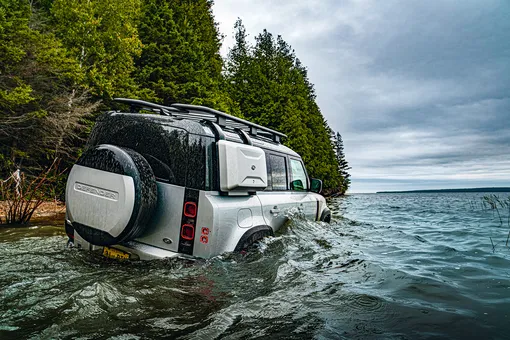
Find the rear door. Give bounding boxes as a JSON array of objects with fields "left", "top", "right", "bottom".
[{"left": 257, "top": 153, "right": 295, "bottom": 230}]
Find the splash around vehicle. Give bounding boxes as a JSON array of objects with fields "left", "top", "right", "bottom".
[{"left": 65, "top": 98, "right": 331, "bottom": 260}]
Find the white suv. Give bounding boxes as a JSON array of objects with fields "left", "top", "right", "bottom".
[{"left": 65, "top": 98, "right": 331, "bottom": 260}]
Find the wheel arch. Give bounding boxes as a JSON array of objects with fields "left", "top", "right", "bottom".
[{"left": 234, "top": 225, "right": 274, "bottom": 252}]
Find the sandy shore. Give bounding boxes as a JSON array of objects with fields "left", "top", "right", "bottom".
[{"left": 0, "top": 201, "right": 66, "bottom": 222}]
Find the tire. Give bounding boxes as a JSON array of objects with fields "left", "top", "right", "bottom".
[
  {"left": 234, "top": 226, "right": 273, "bottom": 252},
  {"left": 67, "top": 144, "right": 157, "bottom": 246},
  {"left": 320, "top": 208, "right": 332, "bottom": 223}
]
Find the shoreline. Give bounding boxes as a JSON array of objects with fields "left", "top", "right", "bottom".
[{"left": 0, "top": 201, "right": 66, "bottom": 225}]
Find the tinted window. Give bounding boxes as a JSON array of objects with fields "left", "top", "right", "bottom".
[
  {"left": 87, "top": 114, "right": 213, "bottom": 189},
  {"left": 269, "top": 154, "right": 287, "bottom": 190},
  {"left": 186, "top": 134, "right": 215, "bottom": 190},
  {"left": 145, "top": 126, "right": 188, "bottom": 185},
  {"left": 290, "top": 159, "right": 308, "bottom": 191}
]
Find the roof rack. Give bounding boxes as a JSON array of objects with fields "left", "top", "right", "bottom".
[
  {"left": 114, "top": 98, "right": 181, "bottom": 116},
  {"left": 113, "top": 98, "right": 286, "bottom": 143}
]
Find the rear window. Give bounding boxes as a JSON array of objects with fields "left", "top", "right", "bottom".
[{"left": 87, "top": 114, "right": 214, "bottom": 190}]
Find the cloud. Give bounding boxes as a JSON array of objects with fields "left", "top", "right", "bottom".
[{"left": 213, "top": 0, "right": 510, "bottom": 192}]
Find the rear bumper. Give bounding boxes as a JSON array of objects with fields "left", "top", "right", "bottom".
[
  {"left": 115, "top": 241, "right": 182, "bottom": 260},
  {"left": 71, "top": 228, "right": 182, "bottom": 261}
]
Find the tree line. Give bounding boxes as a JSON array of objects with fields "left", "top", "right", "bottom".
[{"left": 0, "top": 0, "right": 350, "bottom": 199}]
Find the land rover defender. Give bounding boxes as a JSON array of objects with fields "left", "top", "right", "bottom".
[{"left": 65, "top": 98, "right": 331, "bottom": 260}]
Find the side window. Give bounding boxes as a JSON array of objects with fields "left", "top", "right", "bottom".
[
  {"left": 269, "top": 154, "right": 288, "bottom": 191},
  {"left": 290, "top": 159, "right": 308, "bottom": 191}
]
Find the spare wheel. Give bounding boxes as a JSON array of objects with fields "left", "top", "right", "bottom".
[{"left": 66, "top": 144, "right": 157, "bottom": 246}]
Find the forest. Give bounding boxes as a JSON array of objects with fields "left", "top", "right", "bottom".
[{"left": 0, "top": 0, "right": 350, "bottom": 216}]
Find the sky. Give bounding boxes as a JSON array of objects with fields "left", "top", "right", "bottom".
[{"left": 212, "top": 0, "right": 510, "bottom": 193}]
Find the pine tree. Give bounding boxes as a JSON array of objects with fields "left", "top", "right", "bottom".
[
  {"left": 135, "top": 0, "right": 229, "bottom": 109},
  {"left": 223, "top": 18, "right": 251, "bottom": 116},
  {"left": 334, "top": 132, "right": 351, "bottom": 193},
  {"left": 50, "top": 0, "right": 143, "bottom": 99},
  {"left": 224, "top": 20, "right": 342, "bottom": 189}
]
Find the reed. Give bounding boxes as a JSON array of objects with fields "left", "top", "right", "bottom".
[
  {"left": 482, "top": 194, "right": 510, "bottom": 249},
  {"left": 483, "top": 194, "right": 503, "bottom": 225}
]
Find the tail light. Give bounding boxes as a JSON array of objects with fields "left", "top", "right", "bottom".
[
  {"left": 178, "top": 189, "right": 199, "bottom": 255},
  {"left": 181, "top": 224, "right": 195, "bottom": 240},
  {"left": 184, "top": 202, "right": 197, "bottom": 218}
]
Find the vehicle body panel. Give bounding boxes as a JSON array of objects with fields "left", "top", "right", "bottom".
[{"left": 135, "top": 182, "right": 185, "bottom": 252}]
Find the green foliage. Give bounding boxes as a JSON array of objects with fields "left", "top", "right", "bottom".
[
  {"left": 135, "top": 0, "right": 229, "bottom": 109},
  {"left": 0, "top": 2, "right": 351, "bottom": 203},
  {"left": 51, "top": 0, "right": 142, "bottom": 99},
  {"left": 0, "top": 0, "right": 87, "bottom": 177},
  {"left": 0, "top": 82, "right": 34, "bottom": 106},
  {"left": 224, "top": 21, "right": 344, "bottom": 190}
]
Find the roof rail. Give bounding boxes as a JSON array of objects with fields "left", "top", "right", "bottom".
[
  {"left": 113, "top": 98, "right": 286, "bottom": 143},
  {"left": 114, "top": 98, "right": 183, "bottom": 116}
]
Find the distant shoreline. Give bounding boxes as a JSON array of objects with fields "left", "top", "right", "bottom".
[{"left": 376, "top": 187, "right": 510, "bottom": 194}]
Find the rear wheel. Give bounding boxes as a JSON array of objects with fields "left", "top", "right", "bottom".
[{"left": 234, "top": 226, "right": 273, "bottom": 252}]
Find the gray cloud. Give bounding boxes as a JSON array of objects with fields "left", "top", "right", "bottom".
[{"left": 213, "top": 0, "right": 510, "bottom": 192}]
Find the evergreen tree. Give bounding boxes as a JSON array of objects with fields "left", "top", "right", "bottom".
[
  {"left": 224, "top": 18, "right": 251, "bottom": 116},
  {"left": 50, "top": 0, "right": 143, "bottom": 99},
  {"left": 0, "top": 0, "right": 94, "bottom": 175},
  {"left": 224, "top": 20, "right": 342, "bottom": 189},
  {"left": 334, "top": 132, "right": 351, "bottom": 193},
  {"left": 0, "top": 2, "right": 351, "bottom": 197},
  {"left": 135, "top": 0, "right": 229, "bottom": 109}
]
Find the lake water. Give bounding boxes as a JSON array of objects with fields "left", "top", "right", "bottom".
[{"left": 1, "top": 192, "right": 510, "bottom": 339}]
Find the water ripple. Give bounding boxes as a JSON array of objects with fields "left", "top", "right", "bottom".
[{"left": 1, "top": 192, "right": 510, "bottom": 338}]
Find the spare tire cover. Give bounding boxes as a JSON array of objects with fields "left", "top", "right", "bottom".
[{"left": 66, "top": 144, "right": 157, "bottom": 246}]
